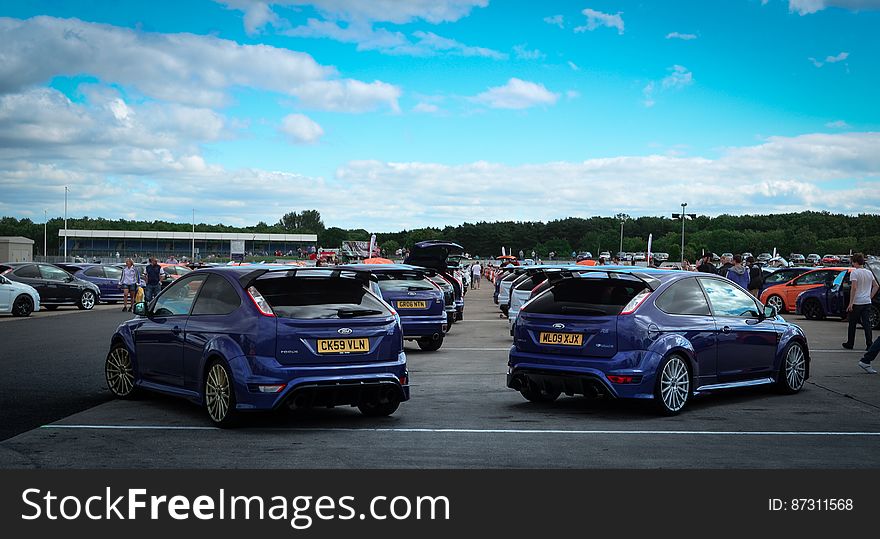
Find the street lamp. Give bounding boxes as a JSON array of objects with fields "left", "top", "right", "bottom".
[
  {"left": 191, "top": 208, "right": 195, "bottom": 261},
  {"left": 63, "top": 186, "right": 68, "bottom": 262},
  {"left": 43, "top": 209, "right": 47, "bottom": 260},
  {"left": 616, "top": 213, "right": 630, "bottom": 255},
  {"left": 672, "top": 203, "right": 697, "bottom": 264}
]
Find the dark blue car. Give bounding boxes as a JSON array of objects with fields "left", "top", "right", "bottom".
[
  {"left": 508, "top": 268, "right": 809, "bottom": 415},
  {"left": 58, "top": 263, "right": 144, "bottom": 303},
  {"left": 347, "top": 264, "right": 448, "bottom": 351},
  {"left": 796, "top": 264, "right": 880, "bottom": 328},
  {"left": 105, "top": 266, "right": 409, "bottom": 426}
]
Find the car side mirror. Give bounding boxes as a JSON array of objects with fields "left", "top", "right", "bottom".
[
  {"left": 763, "top": 305, "right": 777, "bottom": 319},
  {"left": 133, "top": 302, "right": 147, "bottom": 316}
]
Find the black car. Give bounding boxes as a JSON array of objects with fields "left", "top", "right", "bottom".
[
  {"left": 0, "top": 262, "right": 100, "bottom": 310},
  {"left": 405, "top": 240, "right": 465, "bottom": 321}
]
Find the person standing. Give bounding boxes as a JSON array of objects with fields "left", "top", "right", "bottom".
[
  {"left": 718, "top": 255, "right": 733, "bottom": 276},
  {"left": 697, "top": 254, "right": 716, "bottom": 274},
  {"left": 143, "top": 257, "right": 165, "bottom": 303},
  {"left": 471, "top": 261, "right": 482, "bottom": 290},
  {"left": 725, "top": 255, "right": 751, "bottom": 290},
  {"left": 747, "top": 256, "right": 763, "bottom": 297},
  {"left": 118, "top": 258, "right": 139, "bottom": 312},
  {"left": 844, "top": 253, "right": 878, "bottom": 351}
]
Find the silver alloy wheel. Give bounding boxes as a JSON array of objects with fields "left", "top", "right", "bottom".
[
  {"left": 766, "top": 295, "right": 784, "bottom": 313},
  {"left": 660, "top": 357, "right": 690, "bottom": 412},
  {"left": 205, "top": 364, "right": 231, "bottom": 423},
  {"left": 81, "top": 291, "right": 95, "bottom": 309},
  {"left": 785, "top": 344, "right": 806, "bottom": 391},
  {"left": 106, "top": 347, "right": 134, "bottom": 397}
]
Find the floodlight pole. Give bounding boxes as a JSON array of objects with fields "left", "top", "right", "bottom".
[
  {"left": 680, "top": 202, "right": 687, "bottom": 264},
  {"left": 63, "top": 186, "right": 68, "bottom": 262},
  {"left": 43, "top": 209, "right": 47, "bottom": 259},
  {"left": 192, "top": 208, "right": 195, "bottom": 261}
]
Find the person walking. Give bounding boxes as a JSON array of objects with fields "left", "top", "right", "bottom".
[
  {"left": 118, "top": 258, "right": 139, "bottom": 312},
  {"left": 471, "top": 261, "right": 482, "bottom": 290},
  {"left": 858, "top": 335, "right": 880, "bottom": 374},
  {"left": 725, "top": 255, "right": 751, "bottom": 290},
  {"left": 844, "top": 253, "right": 878, "bottom": 352},
  {"left": 143, "top": 257, "right": 165, "bottom": 303},
  {"left": 747, "top": 256, "right": 763, "bottom": 297},
  {"left": 697, "top": 254, "right": 716, "bottom": 274}
]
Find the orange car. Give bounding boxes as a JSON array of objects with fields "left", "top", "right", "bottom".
[{"left": 760, "top": 267, "right": 847, "bottom": 313}]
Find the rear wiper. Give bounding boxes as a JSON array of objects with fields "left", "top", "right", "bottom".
[{"left": 337, "top": 309, "right": 383, "bottom": 318}]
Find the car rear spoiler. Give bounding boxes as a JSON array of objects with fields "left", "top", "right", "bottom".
[
  {"left": 544, "top": 268, "right": 662, "bottom": 291},
  {"left": 239, "top": 267, "right": 378, "bottom": 289}
]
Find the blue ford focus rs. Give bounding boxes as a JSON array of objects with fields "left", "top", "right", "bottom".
[
  {"left": 105, "top": 266, "right": 409, "bottom": 426},
  {"left": 507, "top": 268, "right": 809, "bottom": 414}
]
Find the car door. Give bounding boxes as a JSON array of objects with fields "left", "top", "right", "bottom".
[
  {"left": 135, "top": 274, "right": 207, "bottom": 388},
  {"left": 827, "top": 270, "right": 850, "bottom": 316},
  {"left": 699, "top": 277, "right": 778, "bottom": 382},
  {"left": 102, "top": 265, "right": 124, "bottom": 299},
  {"left": 12, "top": 264, "right": 47, "bottom": 301},
  {"left": 782, "top": 269, "right": 837, "bottom": 311},
  {"left": 39, "top": 264, "right": 78, "bottom": 303}
]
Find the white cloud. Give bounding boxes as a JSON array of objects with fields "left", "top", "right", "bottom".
[
  {"left": 513, "top": 44, "right": 545, "bottom": 60},
  {"left": 788, "top": 0, "right": 880, "bottom": 15},
  {"left": 809, "top": 51, "right": 849, "bottom": 67},
  {"left": 565, "top": 90, "right": 581, "bottom": 100},
  {"left": 0, "top": 16, "right": 400, "bottom": 112},
  {"left": 219, "top": 0, "right": 279, "bottom": 33},
  {"left": 279, "top": 113, "right": 324, "bottom": 144},
  {"left": 473, "top": 78, "right": 560, "bottom": 110},
  {"left": 826, "top": 120, "right": 850, "bottom": 128},
  {"left": 666, "top": 32, "right": 697, "bottom": 40},
  {"left": 413, "top": 102, "right": 440, "bottom": 113},
  {"left": 544, "top": 14, "right": 565, "bottom": 28},
  {"left": 575, "top": 8, "right": 624, "bottom": 35},
  {"left": 292, "top": 79, "right": 402, "bottom": 113},
  {"left": 643, "top": 66, "right": 693, "bottom": 106}
]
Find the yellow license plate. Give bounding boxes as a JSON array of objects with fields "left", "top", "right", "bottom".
[
  {"left": 397, "top": 300, "right": 427, "bottom": 309},
  {"left": 539, "top": 332, "right": 583, "bottom": 346},
  {"left": 316, "top": 338, "right": 370, "bottom": 354}
]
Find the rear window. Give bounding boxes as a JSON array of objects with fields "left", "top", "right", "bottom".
[
  {"left": 525, "top": 277, "right": 648, "bottom": 316},
  {"left": 375, "top": 272, "right": 435, "bottom": 293},
  {"left": 255, "top": 277, "right": 390, "bottom": 320},
  {"left": 514, "top": 273, "right": 546, "bottom": 291}
]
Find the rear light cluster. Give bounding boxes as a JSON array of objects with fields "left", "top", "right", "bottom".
[
  {"left": 620, "top": 289, "right": 651, "bottom": 315},
  {"left": 247, "top": 286, "right": 275, "bottom": 317},
  {"left": 607, "top": 375, "right": 642, "bottom": 384}
]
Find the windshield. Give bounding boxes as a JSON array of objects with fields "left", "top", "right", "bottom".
[{"left": 375, "top": 272, "right": 436, "bottom": 293}]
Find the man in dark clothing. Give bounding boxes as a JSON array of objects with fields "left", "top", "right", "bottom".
[
  {"left": 718, "top": 255, "right": 733, "bottom": 276},
  {"left": 697, "top": 254, "right": 716, "bottom": 274},
  {"left": 747, "top": 256, "right": 763, "bottom": 297},
  {"left": 143, "top": 257, "right": 165, "bottom": 303}
]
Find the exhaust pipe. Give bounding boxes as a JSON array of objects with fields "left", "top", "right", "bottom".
[
  {"left": 509, "top": 375, "right": 524, "bottom": 391},
  {"left": 431, "top": 333, "right": 440, "bottom": 341}
]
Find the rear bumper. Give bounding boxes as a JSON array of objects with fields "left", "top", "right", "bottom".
[{"left": 401, "top": 315, "right": 448, "bottom": 339}]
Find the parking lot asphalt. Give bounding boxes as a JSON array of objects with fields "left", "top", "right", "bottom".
[{"left": 1, "top": 284, "right": 879, "bottom": 468}]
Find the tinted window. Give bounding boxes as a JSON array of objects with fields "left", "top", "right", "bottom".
[
  {"left": 104, "top": 266, "right": 122, "bottom": 280},
  {"left": 514, "top": 273, "right": 547, "bottom": 291},
  {"left": 84, "top": 266, "right": 105, "bottom": 278},
  {"left": 655, "top": 278, "right": 711, "bottom": 316},
  {"left": 13, "top": 265, "right": 41, "bottom": 278},
  {"left": 152, "top": 275, "right": 207, "bottom": 316},
  {"left": 795, "top": 270, "right": 835, "bottom": 285},
  {"left": 255, "top": 276, "right": 390, "bottom": 319},
  {"left": 192, "top": 274, "right": 242, "bottom": 315},
  {"left": 700, "top": 279, "right": 761, "bottom": 318},
  {"left": 525, "top": 277, "right": 647, "bottom": 316},
  {"left": 40, "top": 265, "right": 71, "bottom": 281},
  {"left": 375, "top": 272, "right": 435, "bottom": 293}
]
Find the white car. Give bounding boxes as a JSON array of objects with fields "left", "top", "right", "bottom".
[{"left": 0, "top": 273, "right": 41, "bottom": 316}]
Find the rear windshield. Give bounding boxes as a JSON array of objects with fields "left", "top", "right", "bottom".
[
  {"left": 514, "top": 273, "right": 547, "bottom": 291},
  {"left": 525, "top": 277, "right": 647, "bottom": 316},
  {"left": 254, "top": 276, "right": 390, "bottom": 320},
  {"left": 376, "top": 273, "right": 436, "bottom": 293},
  {"left": 429, "top": 276, "right": 451, "bottom": 289}
]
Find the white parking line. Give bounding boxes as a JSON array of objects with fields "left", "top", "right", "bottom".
[{"left": 40, "top": 425, "right": 880, "bottom": 436}]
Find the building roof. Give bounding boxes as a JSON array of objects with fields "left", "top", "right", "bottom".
[
  {"left": 58, "top": 229, "right": 317, "bottom": 242},
  {"left": 0, "top": 236, "right": 35, "bottom": 244}
]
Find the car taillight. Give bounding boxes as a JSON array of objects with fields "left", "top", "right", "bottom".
[
  {"left": 247, "top": 286, "right": 275, "bottom": 317},
  {"left": 620, "top": 289, "right": 651, "bottom": 315}
]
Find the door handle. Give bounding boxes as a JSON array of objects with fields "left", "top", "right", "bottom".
[
  {"left": 172, "top": 326, "right": 182, "bottom": 335},
  {"left": 721, "top": 326, "right": 731, "bottom": 334}
]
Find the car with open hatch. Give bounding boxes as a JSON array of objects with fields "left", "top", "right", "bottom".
[
  {"left": 507, "top": 267, "right": 809, "bottom": 415},
  {"left": 795, "top": 262, "right": 880, "bottom": 329},
  {"left": 105, "top": 266, "right": 409, "bottom": 426},
  {"left": 405, "top": 240, "right": 465, "bottom": 321}
]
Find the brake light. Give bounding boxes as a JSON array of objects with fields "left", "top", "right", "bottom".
[
  {"left": 620, "top": 289, "right": 651, "bottom": 315},
  {"left": 247, "top": 286, "right": 275, "bottom": 317},
  {"left": 531, "top": 279, "right": 547, "bottom": 295}
]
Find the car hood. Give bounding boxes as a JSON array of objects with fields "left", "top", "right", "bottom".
[{"left": 404, "top": 241, "right": 464, "bottom": 272}]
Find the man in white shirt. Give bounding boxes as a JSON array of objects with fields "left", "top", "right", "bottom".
[
  {"left": 471, "top": 262, "right": 482, "bottom": 290},
  {"left": 843, "top": 253, "right": 879, "bottom": 361}
]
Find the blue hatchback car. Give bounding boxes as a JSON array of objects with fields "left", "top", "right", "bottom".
[
  {"left": 508, "top": 268, "right": 809, "bottom": 414},
  {"left": 58, "top": 263, "right": 144, "bottom": 303},
  {"left": 796, "top": 264, "right": 880, "bottom": 329},
  {"left": 347, "top": 264, "right": 448, "bottom": 351},
  {"left": 105, "top": 266, "right": 409, "bottom": 426}
]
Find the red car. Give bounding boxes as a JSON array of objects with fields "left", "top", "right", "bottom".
[{"left": 821, "top": 254, "right": 841, "bottom": 266}]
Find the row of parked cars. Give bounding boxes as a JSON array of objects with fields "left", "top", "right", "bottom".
[
  {"left": 103, "top": 240, "right": 468, "bottom": 426},
  {"left": 485, "top": 262, "right": 810, "bottom": 415},
  {"left": 0, "top": 261, "right": 192, "bottom": 316}
]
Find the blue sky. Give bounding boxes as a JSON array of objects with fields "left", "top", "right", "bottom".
[{"left": 0, "top": 0, "right": 878, "bottom": 231}]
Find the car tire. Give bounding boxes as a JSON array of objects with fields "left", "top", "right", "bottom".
[
  {"left": 519, "top": 383, "right": 561, "bottom": 403},
  {"left": 654, "top": 354, "right": 691, "bottom": 416},
  {"left": 765, "top": 295, "right": 785, "bottom": 314},
  {"left": 105, "top": 344, "right": 138, "bottom": 398},
  {"left": 801, "top": 298, "right": 824, "bottom": 320},
  {"left": 77, "top": 290, "right": 96, "bottom": 310},
  {"left": 776, "top": 341, "right": 807, "bottom": 394},
  {"left": 11, "top": 295, "right": 33, "bottom": 317},
  {"left": 44, "top": 305, "right": 59, "bottom": 311},
  {"left": 358, "top": 399, "right": 400, "bottom": 417},
  {"left": 417, "top": 335, "right": 444, "bottom": 352},
  {"left": 204, "top": 359, "right": 238, "bottom": 428}
]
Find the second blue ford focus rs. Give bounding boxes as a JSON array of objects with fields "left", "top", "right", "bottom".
[
  {"left": 105, "top": 266, "right": 409, "bottom": 426},
  {"left": 508, "top": 268, "right": 809, "bottom": 415}
]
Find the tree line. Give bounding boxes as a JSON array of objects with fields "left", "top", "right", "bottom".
[{"left": 2, "top": 211, "right": 878, "bottom": 259}]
